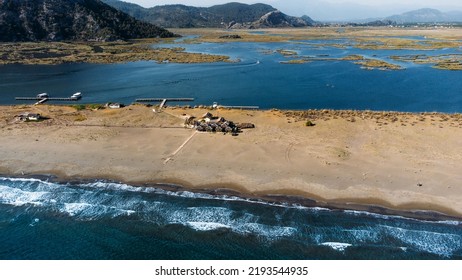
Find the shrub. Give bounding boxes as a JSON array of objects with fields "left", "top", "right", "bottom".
[
  {"left": 72, "top": 104, "right": 86, "bottom": 111},
  {"left": 305, "top": 120, "right": 315, "bottom": 127}
]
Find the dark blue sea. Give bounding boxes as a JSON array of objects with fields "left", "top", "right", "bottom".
[
  {"left": 1, "top": 37, "right": 462, "bottom": 260},
  {"left": 0, "top": 177, "right": 461, "bottom": 260}
]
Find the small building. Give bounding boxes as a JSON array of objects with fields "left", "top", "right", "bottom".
[
  {"left": 202, "top": 112, "right": 213, "bottom": 119},
  {"left": 106, "top": 103, "right": 124, "bottom": 109},
  {"left": 27, "top": 114, "right": 41, "bottom": 121},
  {"left": 17, "top": 113, "right": 42, "bottom": 121},
  {"left": 182, "top": 115, "right": 196, "bottom": 127}
]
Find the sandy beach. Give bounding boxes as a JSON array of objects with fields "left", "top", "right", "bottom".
[{"left": 1, "top": 104, "right": 462, "bottom": 218}]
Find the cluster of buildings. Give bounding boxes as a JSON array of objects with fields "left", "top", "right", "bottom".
[
  {"left": 183, "top": 112, "right": 254, "bottom": 135},
  {"left": 16, "top": 113, "right": 42, "bottom": 122}
]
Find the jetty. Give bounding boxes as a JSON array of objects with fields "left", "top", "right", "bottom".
[
  {"left": 15, "top": 97, "right": 81, "bottom": 101},
  {"left": 16, "top": 92, "right": 82, "bottom": 104},
  {"left": 219, "top": 105, "right": 259, "bottom": 110},
  {"left": 135, "top": 98, "right": 194, "bottom": 110},
  {"left": 135, "top": 98, "right": 194, "bottom": 103}
]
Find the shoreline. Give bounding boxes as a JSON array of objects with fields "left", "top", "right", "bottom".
[
  {"left": 1, "top": 105, "right": 462, "bottom": 220},
  {"left": 2, "top": 172, "right": 461, "bottom": 223}
]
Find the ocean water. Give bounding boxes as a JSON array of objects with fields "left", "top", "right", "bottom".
[
  {"left": 0, "top": 39, "right": 461, "bottom": 112},
  {"left": 0, "top": 177, "right": 461, "bottom": 260}
]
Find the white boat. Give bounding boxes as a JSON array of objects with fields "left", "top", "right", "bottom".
[
  {"left": 71, "top": 92, "right": 82, "bottom": 99},
  {"left": 37, "top": 93, "right": 48, "bottom": 98}
]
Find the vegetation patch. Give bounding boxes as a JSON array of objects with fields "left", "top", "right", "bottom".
[
  {"left": 74, "top": 114, "right": 87, "bottom": 122},
  {"left": 0, "top": 40, "right": 230, "bottom": 65},
  {"left": 391, "top": 54, "right": 462, "bottom": 70},
  {"left": 276, "top": 49, "right": 298, "bottom": 57},
  {"left": 281, "top": 59, "right": 309, "bottom": 64},
  {"left": 354, "top": 59, "right": 403, "bottom": 70}
]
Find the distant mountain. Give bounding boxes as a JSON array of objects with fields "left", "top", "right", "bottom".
[
  {"left": 0, "top": 0, "right": 175, "bottom": 42},
  {"left": 102, "top": 1, "right": 314, "bottom": 28},
  {"left": 230, "top": 10, "right": 314, "bottom": 29},
  {"left": 386, "top": 8, "right": 462, "bottom": 23}
]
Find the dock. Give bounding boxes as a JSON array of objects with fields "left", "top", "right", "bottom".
[
  {"left": 135, "top": 98, "right": 194, "bottom": 103},
  {"left": 34, "top": 98, "right": 48, "bottom": 105},
  {"left": 136, "top": 97, "right": 194, "bottom": 111},
  {"left": 15, "top": 97, "right": 81, "bottom": 101},
  {"left": 219, "top": 105, "right": 260, "bottom": 110},
  {"left": 16, "top": 94, "right": 82, "bottom": 105}
]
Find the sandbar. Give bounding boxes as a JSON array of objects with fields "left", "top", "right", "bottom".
[{"left": 1, "top": 105, "right": 462, "bottom": 219}]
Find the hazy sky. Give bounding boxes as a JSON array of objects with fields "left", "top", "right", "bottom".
[{"left": 124, "top": 1, "right": 462, "bottom": 21}]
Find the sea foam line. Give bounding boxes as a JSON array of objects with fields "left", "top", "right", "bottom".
[{"left": 2, "top": 177, "right": 462, "bottom": 227}]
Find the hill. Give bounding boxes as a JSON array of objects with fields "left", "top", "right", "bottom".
[
  {"left": 386, "top": 8, "right": 462, "bottom": 23},
  {"left": 0, "top": 0, "right": 175, "bottom": 42},
  {"left": 102, "top": 1, "right": 313, "bottom": 28},
  {"left": 230, "top": 10, "right": 314, "bottom": 29}
]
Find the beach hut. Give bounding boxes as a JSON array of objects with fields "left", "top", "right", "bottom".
[
  {"left": 202, "top": 112, "right": 213, "bottom": 119},
  {"left": 26, "top": 113, "right": 41, "bottom": 121},
  {"left": 106, "top": 103, "right": 124, "bottom": 109}
]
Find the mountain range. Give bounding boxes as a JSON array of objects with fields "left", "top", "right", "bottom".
[
  {"left": 385, "top": 8, "right": 462, "bottom": 24},
  {"left": 101, "top": 1, "right": 314, "bottom": 28},
  {"left": 0, "top": 0, "right": 175, "bottom": 42}
]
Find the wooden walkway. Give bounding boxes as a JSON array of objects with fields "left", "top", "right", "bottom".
[
  {"left": 135, "top": 98, "right": 194, "bottom": 103},
  {"left": 219, "top": 105, "right": 259, "bottom": 110},
  {"left": 136, "top": 97, "right": 194, "bottom": 111},
  {"left": 16, "top": 96, "right": 82, "bottom": 105}
]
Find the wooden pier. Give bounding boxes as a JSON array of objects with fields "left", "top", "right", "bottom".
[
  {"left": 219, "top": 105, "right": 260, "bottom": 110},
  {"left": 135, "top": 98, "right": 194, "bottom": 103},
  {"left": 136, "top": 97, "right": 194, "bottom": 111},
  {"left": 16, "top": 97, "right": 81, "bottom": 101},
  {"left": 16, "top": 96, "right": 82, "bottom": 105},
  {"left": 159, "top": 99, "right": 167, "bottom": 109}
]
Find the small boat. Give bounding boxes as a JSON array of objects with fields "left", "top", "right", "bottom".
[
  {"left": 71, "top": 92, "right": 82, "bottom": 99},
  {"left": 37, "top": 93, "right": 48, "bottom": 98}
]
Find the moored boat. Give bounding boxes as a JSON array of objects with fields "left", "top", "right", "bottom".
[{"left": 71, "top": 92, "right": 82, "bottom": 99}]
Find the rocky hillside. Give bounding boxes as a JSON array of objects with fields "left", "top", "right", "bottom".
[
  {"left": 0, "top": 0, "right": 175, "bottom": 42},
  {"left": 230, "top": 10, "right": 314, "bottom": 29},
  {"left": 103, "top": 1, "right": 314, "bottom": 28}
]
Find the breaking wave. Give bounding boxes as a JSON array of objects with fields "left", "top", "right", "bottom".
[{"left": 1, "top": 177, "right": 461, "bottom": 258}]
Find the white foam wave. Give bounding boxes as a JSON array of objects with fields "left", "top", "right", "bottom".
[
  {"left": 344, "top": 209, "right": 462, "bottom": 226},
  {"left": 167, "top": 206, "right": 296, "bottom": 238},
  {"left": 238, "top": 223, "right": 297, "bottom": 238},
  {"left": 0, "top": 185, "right": 48, "bottom": 206},
  {"left": 0, "top": 177, "right": 44, "bottom": 183},
  {"left": 380, "top": 225, "right": 462, "bottom": 257},
  {"left": 187, "top": 222, "right": 231, "bottom": 231},
  {"left": 80, "top": 181, "right": 329, "bottom": 214},
  {"left": 62, "top": 203, "right": 94, "bottom": 216},
  {"left": 3, "top": 178, "right": 462, "bottom": 228},
  {"left": 62, "top": 202, "right": 135, "bottom": 219},
  {"left": 0, "top": 177, "right": 56, "bottom": 189},
  {"left": 344, "top": 210, "right": 392, "bottom": 220},
  {"left": 321, "top": 242, "right": 352, "bottom": 252},
  {"left": 344, "top": 228, "right": 380, "bottom": 243}
]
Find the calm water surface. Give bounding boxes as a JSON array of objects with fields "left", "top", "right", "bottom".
[{"left": 1, "top": 39, "right": 461, "bottom": 112}]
